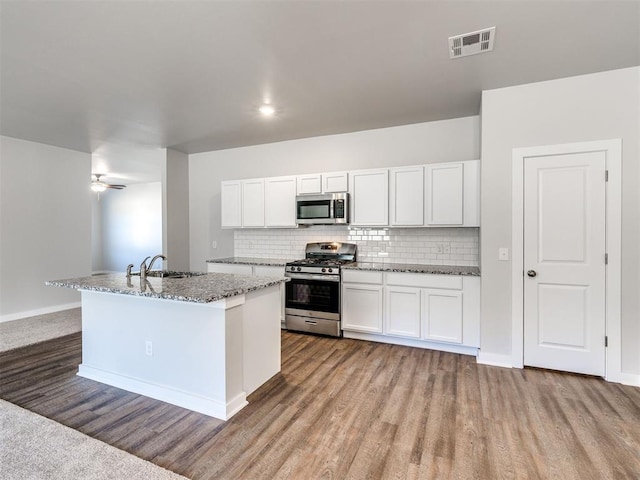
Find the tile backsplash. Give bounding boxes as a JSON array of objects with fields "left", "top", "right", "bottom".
[{"left": 235, "top": 226, "right": 479, "bottom": 266}]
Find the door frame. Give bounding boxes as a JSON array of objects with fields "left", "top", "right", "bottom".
[{"left": 511, "top": 139, "right": 621, "bottom": 382}]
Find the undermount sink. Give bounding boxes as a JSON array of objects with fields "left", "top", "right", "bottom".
[{"left": 143, "top": 271, "right": 206, "bottom": 279}]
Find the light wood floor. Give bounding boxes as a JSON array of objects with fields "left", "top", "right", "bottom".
[{"left": 1, "top": 331, "right": 639, "bottom": 479}]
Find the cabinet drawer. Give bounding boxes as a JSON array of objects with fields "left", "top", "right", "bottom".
[
  {"left": 386, "top": 272, "right": 462, "bottom": 290},
  {"left": 342, "top": 270, "right": 383, "bottom": 284}
]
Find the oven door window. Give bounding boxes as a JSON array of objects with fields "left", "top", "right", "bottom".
[
  {"left": 285, "top": 278, "right": 339, "bottom": 314},
  {"left": 297, "top": 200, "right": 331, "bottom": 220}
]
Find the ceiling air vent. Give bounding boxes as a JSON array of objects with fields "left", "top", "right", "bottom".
[{"left": 448, "top": 27, "right": 495, "bottom": 59}]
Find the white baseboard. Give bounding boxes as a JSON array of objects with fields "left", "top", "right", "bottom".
[
  {"left": 77, "top": 364, "right": 248, "bottom": 420},
  {"left": 476, "top": 351, "right": 514, "bottom": 369},
  {"left": 342, "top": 331, "right": 479, "bottom": 357},
  {"left": 609, "top": 371, "right": 640, "bottom": 388},
  {"left": 0, "top": 302, "right": 81, "bottom": 324}
]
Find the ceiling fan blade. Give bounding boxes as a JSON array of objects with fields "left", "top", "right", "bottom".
[{"left": 106, "top": 184, "right": 126, "bottom": 189}]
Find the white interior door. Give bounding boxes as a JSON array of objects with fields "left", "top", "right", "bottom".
[{"left": 523, "top": 151, "right": 606, "bottom": 376}]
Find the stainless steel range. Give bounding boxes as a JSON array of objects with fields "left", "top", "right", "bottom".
[{"left": 285, "top": 242, "right": 357, "bottom": 337}]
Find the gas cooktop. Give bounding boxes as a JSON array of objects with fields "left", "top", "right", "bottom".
[{"left": 285, "top": 242, "right": 357, "bottom": 275}]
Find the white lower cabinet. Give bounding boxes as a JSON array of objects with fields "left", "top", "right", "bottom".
[
  {"left": 343, "top": 270, "right": 480, "bottom": 353},
  {"left": 421, "top": 289, "right": 463, "bottom": 344},
  {"left": 384, "top": 286, "right": 421, "bottom": 338},
  {"left": 341, "top": 270, "right": 384, "bottom": 333},
  {"left": 341, "top": 283, "right": 383, "bottom": 333}
]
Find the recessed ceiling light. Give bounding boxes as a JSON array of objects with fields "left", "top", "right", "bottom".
[{"left": 258, "top": 104, "right": 276, "bottom": 116}]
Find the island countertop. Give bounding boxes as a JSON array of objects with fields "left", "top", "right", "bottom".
[{"left": 46, "top": 272, "right": 288, "bottom": 304}]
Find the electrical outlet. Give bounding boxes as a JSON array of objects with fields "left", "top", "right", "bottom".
[
  {"left": 436, "top": 244, "right": 443, "bottom": 254},
  {"left": 145, "top": 340, "right": 153, "bottom": 356},
  {"left": 212, "top": 241, "right": 217, "bottom": 249},
  {"left": 499, "top": 248, "right": 509, "bottom": 261},
  {"left": 443, "top": 244, "right": 451, "bottom": 254}
]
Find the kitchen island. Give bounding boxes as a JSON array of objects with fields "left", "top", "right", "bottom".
[{"left": 46, "top": 272, "right": 287, "bottom": 420}]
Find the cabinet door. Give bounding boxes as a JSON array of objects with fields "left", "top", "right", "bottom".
[
  {"left": 242, "top": 179, "right": 265, "bottom": 227},
  {"left": 425, "top": 163, "right": 463, "bottom": 225},
  {"left": 385, "top": 286, "right": 421, "bottom": 338},
  {"left": 349, "top": 169, "right": 389, "bottom": 226},
  {"left": 265, "top": 176, "right": 297, "bottom": 227},
  {"left": 297, "top": 174, "right": 322, "bottom": 195},
  {"left": 463, "top": 160, "right": 480, "bottom": 227},
  {"left": 323, "top": 172, "right": 348, "bottom": 193},
  {"left": 207, "top": 263, "right": 253, "bottom": 275},
  {"left": 390, "top": 166, "right": 424, "bottom": 226},
  {"left": 421, "top": 289, "right": 463, "bottom": 344},
  {"left": 342, "top": 283, "right": 383, "bottom": 333},
  {"left": 221, "top": 181, "right": 242, "bottom": 228}
]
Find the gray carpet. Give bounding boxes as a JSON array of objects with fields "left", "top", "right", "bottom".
[
  {"left": 0, "top": 400, "right": 188, "bottom": 480},
  {"left": 0, "top": 308, "right": 82, "bottom": 352}
]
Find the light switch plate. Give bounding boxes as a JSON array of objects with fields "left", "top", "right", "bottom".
[{"left": 499, "top": 248, "right": 509, "bottom": 261}]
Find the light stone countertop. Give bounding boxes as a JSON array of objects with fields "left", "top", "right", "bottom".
[
  {"left": 206, "top": 257, "right": 289, "bottom": 267},
  {"left": 205, "top": 257, "right": 480, "bottom": 276},
  {"left": 342, "top": 262, "right": 480, "bottom": 276},
  {"left": 46, "top": 272, "right": 288, "bottom": 304}
]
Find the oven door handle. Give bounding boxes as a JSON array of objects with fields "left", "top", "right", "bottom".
[{"left": 285, "top": 273, "right": 340, "bottom": 282}]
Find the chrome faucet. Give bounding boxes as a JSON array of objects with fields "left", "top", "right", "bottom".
[
  {"left": 139, "top": 256, "right": 151, "bottom": 281},
  {"left": 147, "top": 254, "right": 167, "bottom": 273},
  {"left": 126, "top": 263, "right": 135, "bottom": 278}
]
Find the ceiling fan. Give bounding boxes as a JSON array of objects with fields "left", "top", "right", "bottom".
[{"left": 91, "top": 173, "right": 127, "bottom": 192}]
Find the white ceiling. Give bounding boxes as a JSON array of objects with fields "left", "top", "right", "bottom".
[{"left": 1, "top": 1, "right": 638, "bottom": 182}]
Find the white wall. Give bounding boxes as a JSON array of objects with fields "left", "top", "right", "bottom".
[
  {"left": 0, "top": 136, "right": 92, "bottom": 321},
  {"left": 481, "top": 67, "right": 640, "bottom": 375},
  {"left": 189, "top": 116, "right": 480, "bottom": 271},
  {"left": 99, "top": 182, "right": 163, "bottom": 272}
]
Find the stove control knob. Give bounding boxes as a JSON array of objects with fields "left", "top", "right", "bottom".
[
  {"left": 296, "top": 267, "right": 302, "bottom": 272},
  {"left": 328, "top": 268, "right": 333, "bottom": 273},
  {"left": 321, "top": 268, "right": 326, "bottom": 273}
]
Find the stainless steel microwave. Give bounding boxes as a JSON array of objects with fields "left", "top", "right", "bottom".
[{"left": 296, "top": 193, "right": 349, "bottom": 225}]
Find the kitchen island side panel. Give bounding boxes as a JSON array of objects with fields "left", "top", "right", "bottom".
[{"left": 241, "top": 284, "right": 282, "bottom": 394}]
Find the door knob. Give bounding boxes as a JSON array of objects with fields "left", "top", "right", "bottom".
[{"left": 527, "top": 270, "right": 537, "bottom": 277}]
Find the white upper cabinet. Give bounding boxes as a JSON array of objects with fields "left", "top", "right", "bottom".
[
  {"left": 349, "top": 168, "right": 389, "bottom": 226},
  {"left": 322, "top": 171, "right": 348, "bottom": 193},
  {"left": 221, "top": 180, "right": 242, "bottom": 228},
  {"left": 265, "top": 176, "right": 297, "bottom": 227},
  {"left": 222, "top": 160, "right": 479, "bottom": 229},
  {"left": 297, "top": 171, "right": 348, "bottom": 194},
  {"left": 424, "top": 160, "right": 480, "bottom": 227},
  {"left": 389, "top": 165, "right": 424, "bottom": 226},
  {"left": 296, "top": 174, "right": 322, "bottom": 195},
  {"left": 425, "top": 163, "right": 464, "bottom": 225},
  {"left": 242, "top": 178, "right": 265, "bottom": 227}
]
